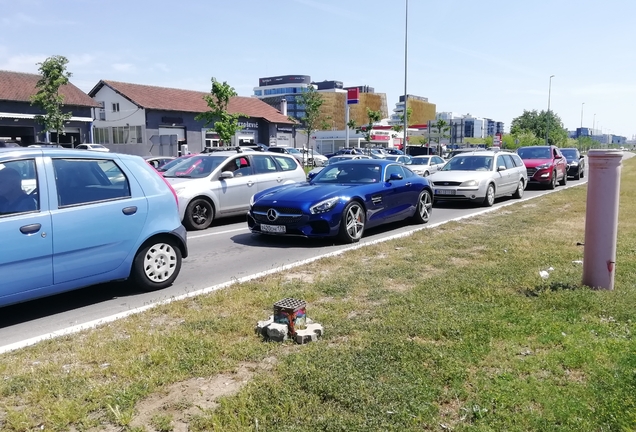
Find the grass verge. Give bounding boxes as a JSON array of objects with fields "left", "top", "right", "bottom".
[{"left": 1, "top": 159, "right": 635, "bottom": 431}]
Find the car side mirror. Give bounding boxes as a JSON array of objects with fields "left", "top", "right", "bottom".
[
  {"left": 307, "top": 171, "right": 318, "bottom": 181},
  {"left": 497, "top": 165, "right": 506, "bottom": 172},
  {"left": 555, "top": 154, "right": 563, "bottom": 159},
  {"left": 387, "top": 173, "right": 403, "bottom": 182},
  {"left": 219, "top": 171, "right": 235, "bottom": 179},
  {"left": 579, "top": 155, "right": 584, "bottom": 159}
]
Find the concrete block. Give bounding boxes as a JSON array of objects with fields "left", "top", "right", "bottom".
[
  {"left": 255, "top": 316, "right": 274, "bottom": 336},
  {"left": 294, "top": 323, "right": 324, "bottom": 344},
  {"left": 266, "top": 323, "right": 289, "bottom": 342}
]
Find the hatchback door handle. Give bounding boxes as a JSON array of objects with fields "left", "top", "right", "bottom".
[
  {"left": 406, "top": 182, "right": 412, "bottom": 186},
  {"left": 277, "top": 177, "right": 283, "bottom": 182},
  {"left": 122, "top": 206, "right": 137, "bottom": 215},
  {"left": 20, "top": 223, "right": 41, "bottom": 234},
  {"left": 247, "top": 181, "right": 254, "bottom": 187}
]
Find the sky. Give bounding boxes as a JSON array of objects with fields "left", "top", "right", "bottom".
[{"left": 1, "top": 0, "right": 634, "bottom": 138}]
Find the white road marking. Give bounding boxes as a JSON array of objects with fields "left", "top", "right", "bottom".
[
  {"left": 0, "top": 180, "right": 589, "bottom": 355},
  {"left": 188, "top": 227, "right": 248, "bottom": 239}
]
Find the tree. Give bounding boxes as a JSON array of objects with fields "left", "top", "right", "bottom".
[
  {"left": 297, "top": 85, "right": 325, "bottom": 148},
  {"left": 30, "top": 55, "right": 73, "bottom": 145},
  {"left": 429, "top": 118, "right": 450, "bottom": 155},
  {"left": 195, "top": 78, "right": 244, "bottom": 146},
  {"left": 510, "top": 109, "right": 568, "bottom": 146},
  {"left": 390, "top": 107, "right": 412, "bottom": 148},
  {"left": 347, "top": 107, "right": 382, "bottom": 144}
]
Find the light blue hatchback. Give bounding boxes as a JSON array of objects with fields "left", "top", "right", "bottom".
[{"left": 0, "top": 147, "right": 188, "bottom": 308}]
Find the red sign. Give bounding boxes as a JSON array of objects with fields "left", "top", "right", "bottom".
[
  {"left": 371, "top": 135, "right": 390, "bottom": 141},
  {"left": 347, "top": 88, "right": 359, "bottom": 104}
]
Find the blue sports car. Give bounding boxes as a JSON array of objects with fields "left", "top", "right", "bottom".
[{"left": 247, "top": 159, "right": 434, "bottom": 243}]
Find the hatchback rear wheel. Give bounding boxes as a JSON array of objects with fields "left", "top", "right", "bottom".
[{"left": 131, "top": 238, "right": 182, "bottom": 291}]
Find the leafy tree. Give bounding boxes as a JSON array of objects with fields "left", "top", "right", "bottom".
[
  {"left": 347, "top": 108, "right": 382, "bottom": 144},
  {"left": 195, "top": 78, "right": 244, "bottom": 146},
  {"left": 391, "top": 107, "right": 412, "bottom": 135},
  {"left": 430, "top": 118, "right": 450, "bottom": 155},
  {"left": 30, "top": 55, "right": 73, "bottom": 145},
  {"left": 297, "top": 85, "right": 325, "bottom": 148},
  {"left": 510, "top": 109, "right": 568, "bottom": 146}
]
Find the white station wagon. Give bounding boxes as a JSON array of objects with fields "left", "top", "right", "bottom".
[
  {"left": 163, "top": 150, "right": 306, "bottom": 230},
  {"left": 429, "top": 150, "right": 527, "bottom": 207}
]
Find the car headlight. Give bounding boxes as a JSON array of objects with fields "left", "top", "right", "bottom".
[
  {"left": 460, "top": 180, "right": 478, "bottom": 187},
  {"left": 310, "top": 197, "right": 340, "bottom": 214},
  {"left": 536, "top": 163, "right": 550, "bottom": 170},
  {"left": 570, "top": 162, "right": 578, "bottom": 167}
]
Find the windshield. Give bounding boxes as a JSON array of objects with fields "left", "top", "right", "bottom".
[
  {"left": 287, "top": 148, "right": 301, "bottom": 154},
  {"left": 162, "top": 155, "right": 227, "bottom": 178},
  {"left": 560, "top": 149, "right": 578, "bottom": 159},
  {"left": 329, "top": 156, "right": 355, "bottom": 164},
  {"left": 158, "top": 156, "right": 192, "bottom": 172},
  {"left": 312, "top": 163, "right": 382, "bottom": 184},
  {"left": 517, "top": 147, "right": 551, "bottom": 159},
  {"left": 411, "top": 157, "right": 430, "bottom": 165},
  {"left": 442, "top": 156, "right": 493, "bottom": 171}
]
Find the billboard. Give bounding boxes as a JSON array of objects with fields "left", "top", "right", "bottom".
[{"left": 258, "top": 75, "right": 311, "bottom": 87}]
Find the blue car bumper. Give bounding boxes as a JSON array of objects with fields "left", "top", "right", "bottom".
[{"left": 247, "top": 206, "right": 342, "bottom": 238}]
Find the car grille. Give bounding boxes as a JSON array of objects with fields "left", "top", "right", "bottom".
[
  {"left": 252, "top": 205, "right": 303, "bottom": 224},
  {"left": 252, "top": 206, "right": 302, "bottom": 215},
  {"left": 431, "top": 181, "right": 462, "bottom": 186},
  {"left": 526, "top": 168, "right": 537, "bottom": 177}
]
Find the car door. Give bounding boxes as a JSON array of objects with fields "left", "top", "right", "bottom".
[
  {"left": 216, "top": 156, "right": 256, "bottom": 215},
  {"left": 500, "top": 154, "right": 519, "bottom": 193},
  {"left": 382, "top": 164, "right": 417, "bottom": 221},
  {"left": 553, "top": 147, "right": 567, "bottom": 180},
  {"left": 251, "top": 154, "right": 285, "bottom": 192},
  {"left": 49, "top": 157, "right": 149, "bottom": 284},
  {"left": 431, "top": 156, "right": 445, "bottom": 173},
  {"left": 0, "top": 157, "right": 53, "bottom": 303}
]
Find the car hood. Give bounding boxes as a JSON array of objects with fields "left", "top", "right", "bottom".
[
  {"left": 520, "top": 158, "right": 553, "bottom": 168},
  {"left": 254, "top": 182, "right": 365, "bottom": 204},
  {"left": 429, "top": 170, "right": 495, "bottom": 183}
]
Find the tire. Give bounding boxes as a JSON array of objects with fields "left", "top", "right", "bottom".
[
  {"left": 412, "top": 189, "right": 433, "bottom": 224},
  {"left": 131, "top": 237, "right": 182, "bottom": 291},
  {"left": 184, "top": 198, "right": 214, "bottom": 230},
  {"left": 337, "top": 201, "right": 365, "bottom": 243},
  {"left": 580, "top": 167, "right": 584, "bottom": 178},
  {"left": 423, "top": 170, "right": 430, "bottom": 177},
  {"left": 547, "top": 171, "right": 557, "bottom": 190},
  {"left": 559, "top": 170, "right": 567, "bottom": 186},
  {"left": 574, "top": 168, "right": 581, "bottom": 180},
  {"left": 512, "top": 179, "right": 525, "bottom": 199},
  {"left": 482, "top": 183, "right": 495, "bottom": 207}
]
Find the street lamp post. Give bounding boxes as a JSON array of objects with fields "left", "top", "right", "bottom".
[
  {"left": 545, "top": 75, "right": 554, "bottom": 145},
  {"left": 402, "top": 0, "right": 409, "bottom": 153},
  {"left": 580, "top": 102, "right": 585, "bottom": 129}
]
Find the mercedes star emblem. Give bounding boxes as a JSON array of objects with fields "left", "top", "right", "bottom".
[{"left": 267, "top": 208, "right": 279, "bottom": 221}]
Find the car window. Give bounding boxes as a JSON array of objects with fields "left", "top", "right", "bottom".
[
  {"left": 402, "top": 166, "right": 416, "bottom": 178},
  {"left": 53, "top": 158, "right": 131, "bottom": 207},
  {"left": 268, "top": 147, "right": 285, "bottom": 154},
  {"left": 272, "top": 155, "right": 298, "bottom": 171},
  {"left": 220, "top": 156, "right": 253, "bottom": 177},
  {"left": 443, "top": 156, "right": 492, "bottom": 171},
  {"left": 433, "top": 157, "right": 444, "bottom": 164},
  {"left": 511, "top": 154, "right": 524, "bottom": 167},
  {"left": 385, "top": 164, "right": 405, "bottom": 180},
  {"left": 0, "top": 159, "right": 39, "bottom": 216},
  {"left": 501, "top": 155, "right": 514, "bottom": 170},
  {"left": 252, "top": 154, "right": 279, "bottom": 174}
]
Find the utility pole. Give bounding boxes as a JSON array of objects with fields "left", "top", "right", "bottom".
[{"left": 545, "top": 75, "right": 554, "bottom": 145}]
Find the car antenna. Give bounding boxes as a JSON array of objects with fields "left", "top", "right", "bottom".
[{"left": 236, "top": 146, "right": 242, "bottom": 153}]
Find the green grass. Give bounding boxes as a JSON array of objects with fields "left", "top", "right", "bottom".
[{"left": 1, "top": 160, "right": 636, "bottom": 431}]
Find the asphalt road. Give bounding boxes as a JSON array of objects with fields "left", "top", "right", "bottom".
[{"left": 0, "top": 167, "right": 597, "bottom": 352}]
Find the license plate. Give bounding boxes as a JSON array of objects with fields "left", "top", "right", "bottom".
[
  {"left": 261, "top": 224, "right": 286, "bottom": 233},
  {"left": 435, "top": 189, "right": 456, "bottom": 195}
]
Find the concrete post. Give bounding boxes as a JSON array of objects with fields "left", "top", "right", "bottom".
[{"left": 582, "top": 149, "right": 623, "bottom": 290}]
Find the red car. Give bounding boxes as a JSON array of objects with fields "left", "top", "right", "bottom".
[{"left": 516, "top": 145, "right": 568, "bottom": 189}]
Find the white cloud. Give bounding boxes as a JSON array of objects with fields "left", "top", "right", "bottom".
[
  {"left": 570, "top": 83, "right": 636, "bottom": 96},
  {"left": 0, "top": 53, "right": 47, "bottom": 72},
  {"left": 112, "top": 63, "right": 136, "bottom": 72}
]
